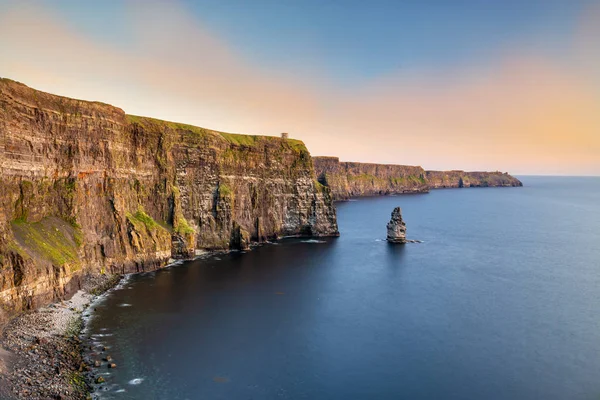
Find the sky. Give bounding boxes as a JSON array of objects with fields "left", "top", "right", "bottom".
[{"left": 0, "top": 0, "right": 598, "bottom": 175}]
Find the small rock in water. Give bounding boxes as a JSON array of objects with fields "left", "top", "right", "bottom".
[
  {"left": 108, "top": 363, "right": 117, "bottom": 369},
  {"left": 386, "top": 207, "right": 407, "bottom": 244},
  {"left": 96, "top": 376, "right": 105, "bottom": 384},
  {"left": 94, "top": 360, "right": 101, "bottom": 367},
  {"left": 104, "top": 356, "right": 112, "bottom": 362}
]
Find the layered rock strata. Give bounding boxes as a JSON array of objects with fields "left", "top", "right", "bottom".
[
  {"left": 424, "top": 170, "right": 523, "bottom": 189},
  {"left": 313, "top": 156, "right": 429, "bottom": 200},
  {"left": 313, "top": 157, "right": 522, "bottom": 200},
  {"left": 0, "top": 78, "right": 339, "bottom": 322},
  {"left": 386, "top": 207, "right": 407, "bottom": 244}
]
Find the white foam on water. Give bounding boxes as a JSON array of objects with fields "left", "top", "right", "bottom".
[
  {"left": 128, "top": 378, "right": 144, "bottom": 385},
  {"left": 114, "top": 274, "right": 133, "bottom": 289},
  {"left": 118, "top": 303, "right": 132, "bottom": 307},
  {"left": 302, "top": 239, "right": 326, "bottom": 244},
  {"left": 84, "top": 274, "right": 134, "bottom": 330},
  {"left": 167, "top": 260, "right": 184, "bottom": 267}
]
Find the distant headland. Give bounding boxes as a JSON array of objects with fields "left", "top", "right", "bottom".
[{"left": 313, "top": 156, "right": 522, "bottom": 201}]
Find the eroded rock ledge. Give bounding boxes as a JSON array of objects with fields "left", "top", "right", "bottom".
[
  {"left": 0, "top": 78, "right": 339, "bottom": 322},
  {"left": 313, "top": 156, "right": 522, "bottom": 200}
]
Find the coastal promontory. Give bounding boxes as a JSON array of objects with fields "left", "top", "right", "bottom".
[
  {"left": 313, "top": 156, "right": 522, "bottom": 201},
  {"left": 0, "top": 78, "right": 339, "bottom": 323}
]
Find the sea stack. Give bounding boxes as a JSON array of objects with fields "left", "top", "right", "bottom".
[{"left": 387, "top": 207, "right": 407, "bottom": 244}]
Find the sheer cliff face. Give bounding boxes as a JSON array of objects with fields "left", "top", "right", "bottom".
[
  {"left": 424, "top": 170, "right": 523, "bottom": 188},
  {"left": 0, "top": 79, "right": 338, "bottom": 321},
  {"left": 314, "top": 157, "right": 522, "bottom": 200},
  {"left": 313, "top": 157, "right": 429, "bottom": 200}
]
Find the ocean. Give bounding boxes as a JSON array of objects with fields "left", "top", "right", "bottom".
[{"left": 85, "top": 176, "right": 600, "bottom": 400}]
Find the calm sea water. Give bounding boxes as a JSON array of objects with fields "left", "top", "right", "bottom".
[{"left": 85, "top": 176, "right": 600, "bottom": 400}]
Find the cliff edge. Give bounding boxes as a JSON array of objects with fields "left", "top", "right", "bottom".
[
  {"left": 314, "top": 157, "right": 522, "bottom": 200},
  {"left": 313, "top": 156, "right": 429, "bottom": 200},
  {"left": 425, "top": 170, "right": 523, "bottom": 189},
  {"left": 0, "top": 79, "right": 338, "bottom": 323}
]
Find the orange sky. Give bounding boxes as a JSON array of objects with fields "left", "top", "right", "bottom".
[{"left": 0, "top": 1, "right": 598, "bottom": 175}]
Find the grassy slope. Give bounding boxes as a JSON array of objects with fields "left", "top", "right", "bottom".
[
  {"left": 126, "top": 114, "right": 307, "bottom": 152},
  {"left": 10, "top": 217, "right": 82, "bottom": 271}
]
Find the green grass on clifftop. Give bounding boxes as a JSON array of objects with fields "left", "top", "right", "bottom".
[
  {"left": 126, "top": 114, "right": 308, "bottom": 152},
  {"left": 127, "top": 115, "right": 213, "bottom": 139},
  {"left": 219, "top": 132, "right": 261, "bottom": 146}
]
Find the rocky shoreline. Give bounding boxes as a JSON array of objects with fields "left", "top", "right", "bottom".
[
  {"left": 0, "top": 249, "right": 225, "bottom": 400},
  {"left": 0, "top": 274, "right": 121, "bottom": 400}
]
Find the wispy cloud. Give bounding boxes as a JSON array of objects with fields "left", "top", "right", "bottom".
[{"left": 0, "top": 0, "right": 598, "bottom": 174}]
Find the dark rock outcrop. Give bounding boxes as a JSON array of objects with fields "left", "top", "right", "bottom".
[
  {"left": 386, "top": 207, "right": 407, "bottom": 244},
  {"left": 314, "top": 157, "right": 522, "bottom": 201},
  {"left": 0, "top": 78, "right": 339, "bottom": 322}
]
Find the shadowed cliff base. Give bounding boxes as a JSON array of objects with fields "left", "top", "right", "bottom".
[{"left": 313, "top": 156, "right": 522, "bottom": 200}]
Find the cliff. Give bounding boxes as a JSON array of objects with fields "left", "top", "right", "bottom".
[
  {"left": 313, "top": 157, "right": 429, "bottom": 200},
  {"left": 313, "top": 157, "right": 522, "bottom": 200},
  {"left": 424, "top": 170, "right": 523, "bottom": 188},
  {"left": 0, "top": 79, "right": 338, "bottom": 323}
]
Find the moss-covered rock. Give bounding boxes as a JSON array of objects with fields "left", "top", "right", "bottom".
[{"left": 10, "top": 217, "right": 82, "bottom": 271}]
